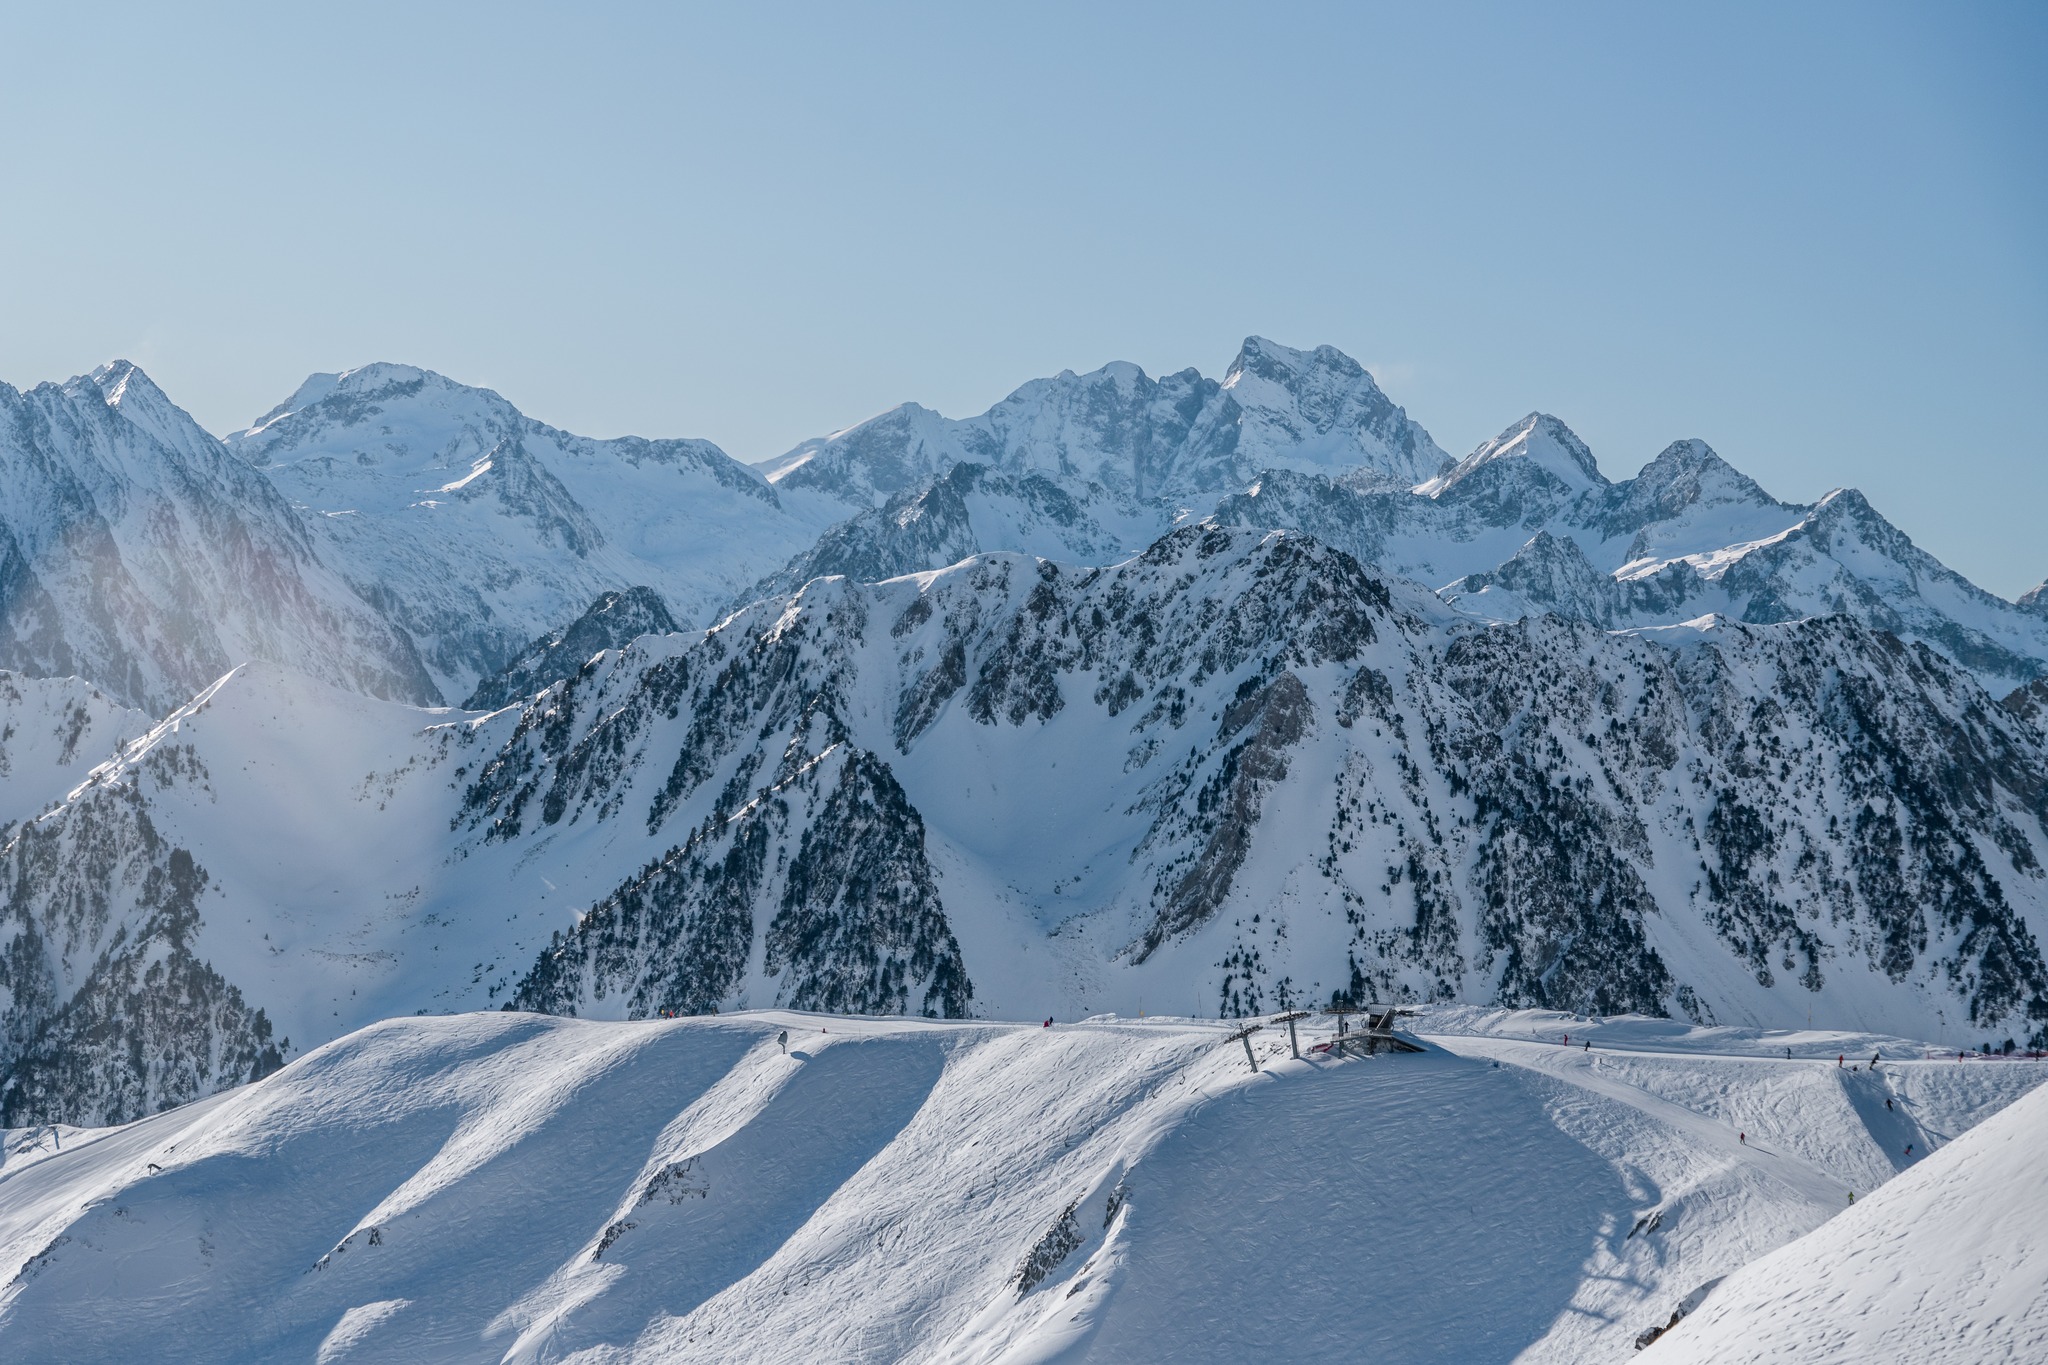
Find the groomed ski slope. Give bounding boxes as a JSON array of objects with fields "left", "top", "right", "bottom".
[
  {"left": 1649, "top": 1073, "right": 2048, "bottom": 1363},
  {"left": 0, "top": 1009, "right": 2040, "bottom": 1364}
]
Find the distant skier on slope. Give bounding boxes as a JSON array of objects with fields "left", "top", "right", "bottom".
[
  {"left": 778, "top": 1030, "right": 788, "bottom": 1055},
  {"left": 1583, "top": 1039, "right": 1591, "bottom": 1052},
  {"left": 1739, "top": 1132, "right": 1746, "bottom": 1144},
  {"left": 1043, "top": 1017, "right": 1053, "bottom": 1028},
  {"left": 1871, "top": 1051, "right": 1880, "bottom": 1069},
  {"left": 1886, "top": 1097, "right": 1893, "bottom": 1112},
  {"left": 1838, "top": 1054, "right": 1845, "bottom": 1067}
]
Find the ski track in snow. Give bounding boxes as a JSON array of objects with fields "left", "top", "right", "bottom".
[{"left": 1, "top": 1006, "right": 2041, "bottom": 1364}]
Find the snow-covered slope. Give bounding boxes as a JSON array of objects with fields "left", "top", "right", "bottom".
[
  {"left": 1650, "top": 1062, "right": 2048, "bottom": 1362},
  {"left": 0, "top": 364, "right": 441, "bottom": 713},
  {"left": 0, "top": 1008, "right": 2038, "bottom": 1363},
  {"left": 227, "top": 364, "right": 845, "bottom": 702},
  {"left": 0, "top": 672, "right": 151, "bottom": 831},
  {"left": 13, "top": 526, "right": 2045, "bottom": 1129}
]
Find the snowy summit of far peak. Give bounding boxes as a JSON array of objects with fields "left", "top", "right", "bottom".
[
  {"left": 1420, "top": 412, "right": 1603, "bottom": 498},
  {"left": 1623, "top": 438, "right": 1775, "bottom": 508},
  {"left": 1212, "top": 336, "right": 1452, "bottom": 487},
  {"left": 80, "top": 361, "right": 200, "bottom": 435},
  {"left": 1222, "top": 335, "right": 1369, "bottom": 390},
  {"left": 2019, "top": 581, "right": 2048, "bottom": 617},
  {"left": 85, "top": 359, "right": 162, "bottom": 406},
  {"left": 227, "top": 362, "right": 514, "bottom": 450},
  {"left": 75, "top": 360, "right": 227, "bottom": 458},
  {"left": 1591, "top": 437, "right": 1789, "bottom": 545}
]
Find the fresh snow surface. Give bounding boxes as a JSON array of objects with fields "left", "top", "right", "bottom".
[
  {"left": 0, "top": 1007, "right": 2039, "bottom": 1364},
  {"left": 1650, "top": 1070, "right": 2048, "bottom": 1363}
]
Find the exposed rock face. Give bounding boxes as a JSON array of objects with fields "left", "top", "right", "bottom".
[
  {"left": 511, "top": 726, "right": 971, "bottom": 1021},
  {"left": 1139, "top": 670, "right": 1314, "bottom": 959},
  {"left": 2004, "top": 677, "right": 2048, "bottom": 729},
  {"left": 465, "top": 586, "right": 679, "bottom": 711}
]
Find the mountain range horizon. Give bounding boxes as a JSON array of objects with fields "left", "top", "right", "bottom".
[{"left": 4, "top": 328, "right": 2047, "bottom": 1140}]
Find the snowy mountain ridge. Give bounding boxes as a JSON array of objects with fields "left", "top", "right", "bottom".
[
  {"left": 4, "top": 344, "right": 2041, "bottom": 721},
  {"left": 0, "top": 363, "right": 441, "bottom": 713},
  {"left": 5, "top": 524, "right": 2046, "bottom": 1133},
  {"left": 743, "top": 354, "right": 2046, "bottom": 694},
  {"left": 226, "top": 362, "right": 846, "bottom": 702},
  {"left": 755, "top": 336, "right": 1451, "bottom": 509},
  {"left": 2, "top": 341, "right": 2046, "bottom": 1141}
]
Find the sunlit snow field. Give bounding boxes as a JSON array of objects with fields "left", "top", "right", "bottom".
[{"left": 2, "top": 1006, "right": 2041, "bottom": 1363}]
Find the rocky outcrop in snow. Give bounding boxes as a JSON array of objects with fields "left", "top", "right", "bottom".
[{"left": 463, "top": 586, "right": 678, "bottom": 711}]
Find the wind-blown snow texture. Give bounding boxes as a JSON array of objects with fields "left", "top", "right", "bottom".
[{"left": 0, "top": 1008, "right": 2039, "bottom": 1363}]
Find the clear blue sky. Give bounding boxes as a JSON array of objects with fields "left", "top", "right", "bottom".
[{"left": 4, "top": 2, "right": 2042, "bottom": 595}]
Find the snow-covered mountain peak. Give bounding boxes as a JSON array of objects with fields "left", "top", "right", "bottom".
[
  {"left": 2020, "top": 582, "right": 2048, "bottom": 617},
  {"left": 0, "top": 366, "right": 443, "bottom": 711},
  {"left": 236, "top": 363, "right": 445, "bottom": 442},
  {"left": 1221, "top": 335, "right": 1356, "bottom": 388},
  {"left": 1214, "top": 337, "right": 1452, "bottom": 487},
  {"left": 755, "top": 401, "right": 960, "bottom": 500},
  {"left": 227, "top": 362, "right": 525, "bottom": 467},
  {"left": 1602, "top": 437, "right": 1781, "bottom": 529},
  {"left": 1420, "top": 412, "right": 1603, "bottom": 498},
  {"left": 207, "top": 362, "right": 831, "bottom": 703},
  {"left": 74, "top": 360, "right": 222, "bottom": 464},
  {"left": 84, "top": 358, "right": 156, "bottom": 406}
]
